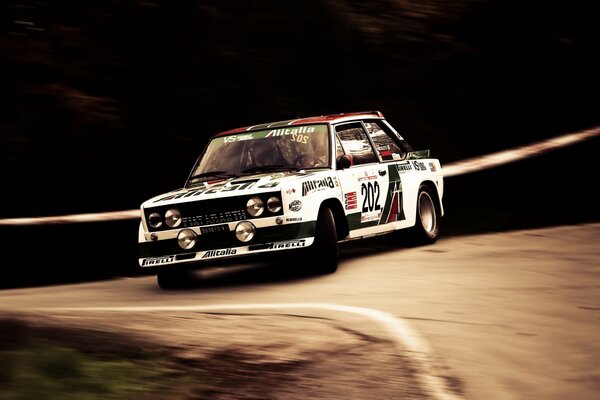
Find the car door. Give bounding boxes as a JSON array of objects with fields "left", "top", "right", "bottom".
[
  {"left": 334, "top": 121, "right": 391, "bottom": 237},
  {"left": 362, "top": 119, "right": 411, "bottom": 226}
]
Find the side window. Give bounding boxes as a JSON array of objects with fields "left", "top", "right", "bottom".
[
  {"left": 363, "top": 120, "right": 408, "bottom": 161},
  {"left": 335, "top": 122, "right": 378, "bottom": 166}
]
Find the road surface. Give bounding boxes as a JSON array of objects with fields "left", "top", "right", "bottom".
[{"left": 1, "top": 222, "right": 599, "bottom": 399}]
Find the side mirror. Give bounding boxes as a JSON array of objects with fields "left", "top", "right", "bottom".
[{"left": 336, "top": 154, "right": 352, "bottom": 170}]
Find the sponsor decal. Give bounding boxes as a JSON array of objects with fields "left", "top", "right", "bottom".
[
  {"left": 285, "top": 217, "right": 302, "bottom": 222},
  {"left": 267, "top": 239, "right": 306, "bottom": 249},
  {"left": 302, "top": 177, "right": 335, "bottom": 196},
  {"left": 396, "top": 161, "right": 412, "bottom": 173},
  {"left": 202, "top": 248, "right": 237, "bottom": 259},
  {"left": 361, "top": 210, "right": 382, "bottom": 223},
  {"left": 156, "top": 181, "right": 257, "bottom": 201},
  {"left": 429, "top": 162, "right": 437, "bottom": 172},
  {"left": 223, "top": 134, "right": 254, "bottom": 143},
  {"left": 141, "top": 255, "right": 175, "bottom": 267},
  {"left": 358, "top": 173, "right": 378, "bottom": 182},
  {"left": 289, "top": 199, "right": 302, "bottom": 212},
  {"left": 344, "top": 191, "right": 358, "bottom": 210},
  {"left": 285, "top": 188, "right": 297, "bottom": 195},
  {"left": 412, "top": 161, "right": 427, "bottom": 171},
  {"left": 266, "top": 126, "right": 315, "bottom": 137},
  {"left": 258, "top": 182, "right": 280, "bottom": 188}
]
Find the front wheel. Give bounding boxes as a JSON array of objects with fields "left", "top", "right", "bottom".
[
  {"left": 409, "top": 185, "right": 440, "bottom": 245},
  {"left": 306, "top": 207, "right": 338, "bottom": 274}
]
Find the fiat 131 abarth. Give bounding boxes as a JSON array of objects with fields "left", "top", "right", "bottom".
[{"left": 138, "top": 111, "right": 444, "bottom": 288}]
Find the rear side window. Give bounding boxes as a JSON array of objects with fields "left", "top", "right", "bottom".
[
  {"left": 335, "top": 122, "right": 378, "bottom": 165},
  {"left": 363, "top": 120, "right": 408, "bottom": 161}
]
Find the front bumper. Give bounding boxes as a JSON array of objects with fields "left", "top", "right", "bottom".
[{"left": 138, "top": 220, "right": 316, "bottom": 269}]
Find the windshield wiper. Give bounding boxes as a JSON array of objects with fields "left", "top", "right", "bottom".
[
  {"left": 241, "top": 165, "right": 301, "bottom": 174},
  {"left": 188, "top": 170, "right": 238, "bottom": 183}
]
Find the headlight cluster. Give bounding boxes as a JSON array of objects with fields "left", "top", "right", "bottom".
[
  {"left": 147, "top": 194, "right": 282, "bottom": 248},
  {"left": 245, "top": 195, "right": 282, "bottom": 217},
  {"left": 148, "top": 208, "right": 182, "bottom": 229},
  {"left": 165, "top": 209, "right": 182, "bottom": 227}
]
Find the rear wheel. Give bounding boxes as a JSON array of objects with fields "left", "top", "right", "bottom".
[
  {"left": 410, "top": 184, "right": 440, "bottom": 244},
  {"left": 307, "top": 207, "right": 339, "bottom": 274}
]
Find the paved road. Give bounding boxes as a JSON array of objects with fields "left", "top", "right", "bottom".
[{"left": 1, "top": 222, "right": 599, "bottom": 399}]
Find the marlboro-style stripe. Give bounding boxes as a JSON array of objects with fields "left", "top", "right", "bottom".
[
  {"left": 386, "top": 192, "right": 401, "bottom": 223},
  {"left": 379, "top": 165, "right": 404, "bottom": 224}
]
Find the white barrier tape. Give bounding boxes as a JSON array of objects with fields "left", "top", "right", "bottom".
[
  {"left": 441, "top": 126, "right": 600, "bottom": 177},
  {"left": 1, "top": 126, "right": 598, "bottom": 226},
  {"left": 0, "top": 209, "right": 140, "bottom": 226}
]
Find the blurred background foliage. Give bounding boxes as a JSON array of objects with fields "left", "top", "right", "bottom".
[{"left": 1, "top": 0, "right": 599, "bottom": 217}]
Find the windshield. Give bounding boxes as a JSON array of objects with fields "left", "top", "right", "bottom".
[{"left": 186, "top": 124, "right": 330, "bottom": 186}]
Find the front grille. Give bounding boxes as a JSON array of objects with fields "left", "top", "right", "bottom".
[{"left": 181, "top": 207, "right": 247, "bottom": 227}]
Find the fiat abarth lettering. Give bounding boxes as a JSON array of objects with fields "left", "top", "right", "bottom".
[{"left": 138, "top": 111, "right": 444, "bottom": 289}]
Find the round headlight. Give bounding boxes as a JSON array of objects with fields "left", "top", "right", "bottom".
[
  {"left": 177, "top": 229, "right": 196, "bottom": 249},
  {"left": 267, "top": 196, "right": 282, "bottom": 213},
  {"left": 235, "top": 221, "right": 256, "bottom": 242},
  {"left": 165, "top": 209, "right": 182, "bottom": 228},
  {"left": 148, "top": 212, "right": 162, "bottom": 228},
  {"left": 246, "top": 196, "right": 264, "bottom": 217}
]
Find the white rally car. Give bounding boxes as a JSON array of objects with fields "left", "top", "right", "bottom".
[{"left": 139, "top": 111, "right": 444, "bottom": 288}]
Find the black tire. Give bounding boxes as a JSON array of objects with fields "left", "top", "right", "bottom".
[
  {"left": 409, "top": 184, "right": 440, "bottom": 245},
  {"left": 308, "top": 207, "right": 339, "bottom": 274},
  {"left": 156, "top": 269, "right": 193, "bottom": 289}
]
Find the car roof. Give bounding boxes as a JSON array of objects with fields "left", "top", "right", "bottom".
[{"left": 214, "top": 110, "right": 385, "bottom": 137}]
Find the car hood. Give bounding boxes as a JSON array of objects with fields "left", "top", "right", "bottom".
[{"left": 142, "top": 170, "right": 318, "bottom": 208}]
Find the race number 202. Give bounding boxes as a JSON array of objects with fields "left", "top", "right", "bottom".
[{"left": 361, "top": 181, "right": 381, "bottom": 213}]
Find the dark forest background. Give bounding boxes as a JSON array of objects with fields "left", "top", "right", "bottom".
[
  {"left": 2, "top": 0, "right": 599, "bottom": 218},
  {"left": 1, "top": 1, "right": 599, "bottom": 286}
]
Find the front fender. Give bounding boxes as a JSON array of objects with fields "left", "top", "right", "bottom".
[{"left": 281, "top": 172, "right": 343, "bottom": 222}]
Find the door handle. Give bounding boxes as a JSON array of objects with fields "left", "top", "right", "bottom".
[{"left": 378, "top": 169, "right": 386, "bottom": 176}]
